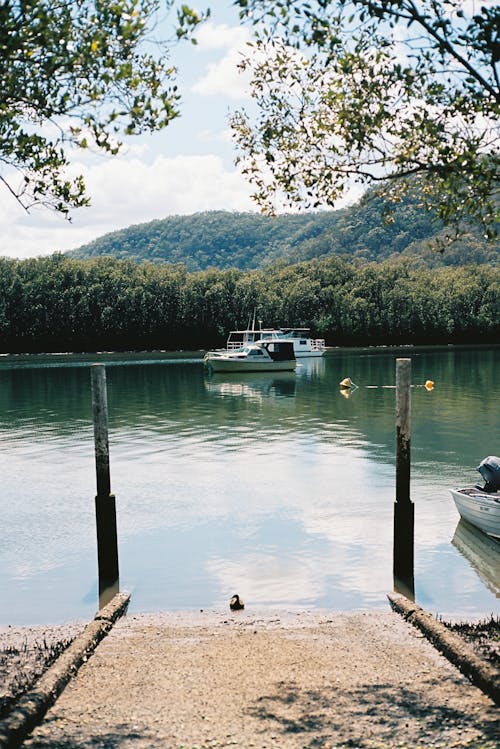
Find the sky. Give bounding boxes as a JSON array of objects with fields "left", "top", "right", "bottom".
[
  {"left": 0, "top": 2, "right": 262, "bottom": 260},
  {"left": 2, "top": 1, "right": 492, "bottom": 261}
]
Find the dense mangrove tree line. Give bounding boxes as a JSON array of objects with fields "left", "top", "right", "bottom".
[{"left": 0, "top": 254, "right": 497, "bottom": 353}]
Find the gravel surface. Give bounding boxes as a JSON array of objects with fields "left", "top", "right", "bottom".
[{"left": 4, "top": 608, "right": 497, "bottom": 749}]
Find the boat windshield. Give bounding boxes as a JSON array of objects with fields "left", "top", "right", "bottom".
[
  {"left": 243, "top": 347, "right": 264, "bottom": 356},
  {"left": 281, "top": 328, "right": 310, "bottom": 338}
]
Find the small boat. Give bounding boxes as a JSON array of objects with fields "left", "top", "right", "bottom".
[
  {"left": 450, "top": 488, "right": 500, "bottom": 540},
  {"left": 204, "top": 339, "right": 296, "bottom": 373},
  {"left": 219, "top": 317, "right": 326, "bottom": 358},
  {"left": 450, "top": 455, "right": 500, "bottom": 539}
]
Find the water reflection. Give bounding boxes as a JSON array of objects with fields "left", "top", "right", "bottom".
[
  {"left": 452, "top": 520, "right": 500, "bottom": 598},
  {"left": 0, "top": 347, "right": 499, "bottom": 624},
  {"left": 204, "top": 371, "right": 297, "bottom": 401},
  {"left": 295, "top": 356, "right": 326, "bottom": 379}
]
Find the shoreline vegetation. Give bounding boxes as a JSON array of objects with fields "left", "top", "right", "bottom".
[
  {"left": 0, "top": 624, "right": 82, "bottom": 721},
  {"left": 0, "top": 254, "right": 498, "bottom": 354},
  {"left": 442, "top": 616, "right": 499, "bottom": 670}
]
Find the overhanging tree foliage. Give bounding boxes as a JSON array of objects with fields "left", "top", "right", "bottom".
[
  {"left": 0, "top": 0, "right": 206, "bottom": 216},
  {"left": 232, "top": 0, "right": 499, "bottom": 237}
]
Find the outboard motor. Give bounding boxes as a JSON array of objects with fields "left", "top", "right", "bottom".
[{"left": 476, "top": 456, "right": 500, "bottom": 493}]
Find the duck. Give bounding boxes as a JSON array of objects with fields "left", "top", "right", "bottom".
[{"left": 229, "top": 593, "right": 244, "bottom": 611}]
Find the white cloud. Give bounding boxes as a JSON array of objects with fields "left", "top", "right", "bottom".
[
  {"left": 191, "top": 23, "right": 252, "bottom": 99},
  {"left": 194, "top": 127, "right": 235, "bottom": 145},
  {"left": 82, "top": 152, "right": 255, "bottom": 223},
  {"left": 0, "top": 152, "right": 255, "bottom": 259},
  {"left": 195, "top": 21, "right": 249, "bottom": 52}
]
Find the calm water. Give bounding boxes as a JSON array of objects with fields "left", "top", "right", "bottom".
[{"left": 1, "top": 347, "right": 499, "bottom": 625}]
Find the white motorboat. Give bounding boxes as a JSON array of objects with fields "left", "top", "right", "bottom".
[
  {"left": 204, "top": 339, "right": 296, "bottom": 373},
  {"left": 450, "top": 488, "right": 500, "bottom": 540},
  {"left": 450, "top": 456, "right": 500, "bottom": 539},
  {"left": 220, "top": 321, "right": 326, "bottom": 358}
]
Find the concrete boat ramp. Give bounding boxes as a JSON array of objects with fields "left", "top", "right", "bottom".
[{"left": 1, "top": 594, "right": 498, "bottom": 749}]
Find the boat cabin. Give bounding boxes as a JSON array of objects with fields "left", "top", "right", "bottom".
[
  {"left": 224, "top": 324, "right": 325, "bottom": 357},
  {"left": 259, "top": 340, "right": 295, "bottom": 362},
  {"left": 226, "top": 328, "right": 278, "bottom": 350}
]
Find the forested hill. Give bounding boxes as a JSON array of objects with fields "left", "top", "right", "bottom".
[{"left": 68, "top": 190, "right": 498, "bottom": 271}]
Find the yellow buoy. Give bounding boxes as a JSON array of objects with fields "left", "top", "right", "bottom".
[
  {"left": 424, "top": 380, "right": 434, "bottom": 391},
  {"left": 340, "top": 377, "right": 353, "bottom": 388}
]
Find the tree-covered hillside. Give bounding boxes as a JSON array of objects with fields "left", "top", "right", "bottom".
[{"left": 69, "top": 189, "right": 498, "bottom": 271}]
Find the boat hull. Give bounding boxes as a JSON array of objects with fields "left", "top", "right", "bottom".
[
  {"left": 294, "top": 350, "right": 325, "bottom": 358},
  {"left": 205, "top": 357, "right": 296, "bottom": 373},
  {"left": 450, "top": 488, "right": 500, "bottom": 539}
]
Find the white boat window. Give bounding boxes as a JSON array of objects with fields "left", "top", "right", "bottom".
[{"left": 248, "top": 349, "right": 264, "bottom": 356}]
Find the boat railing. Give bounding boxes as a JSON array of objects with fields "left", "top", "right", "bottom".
[
  {"left": 311, "top": 338, "right": 326, "bottom": 351},
  {"left": 226, "top": 334, "right": 326, "bottom": 351}
]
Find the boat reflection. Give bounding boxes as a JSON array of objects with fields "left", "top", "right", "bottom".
[
  {"left": 204, "top": 371, "right": 296, "bottom": 401},
  {"left": 452, "top": 519, "right": 500, "bottom": 598},
  {"left": 295, "top": 356, "right": 326, "bottom": 379}
]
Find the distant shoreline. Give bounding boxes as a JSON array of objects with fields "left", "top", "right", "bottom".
[{"left": 0, "top": 341, "right": 499, "bottom": 366}]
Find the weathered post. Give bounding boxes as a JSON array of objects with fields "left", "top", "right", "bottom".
[
  {"left": 393, "top": 358, "right": 415, "bottom": 600},
  {"left": 91, "top": 363, "right": 119, "bottom": 609}
]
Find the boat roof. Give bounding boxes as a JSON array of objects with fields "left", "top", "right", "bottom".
[
  {"left": 228, "top": 326, "right": 310, "bottom": 335},
  {"left": 228, "top": 327, "right": 279, "bottom": 334}
]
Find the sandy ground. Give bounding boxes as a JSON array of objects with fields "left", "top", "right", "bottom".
[{"left": 9, "top": 609, "right": 498, "bottom": 749}]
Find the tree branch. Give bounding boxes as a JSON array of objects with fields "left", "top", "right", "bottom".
[
  {"left": 403, "top": 0, "right": 500, "bottom": 103},
  {"left": 0, "top": 175, "right": 31, "bottom": 213}
]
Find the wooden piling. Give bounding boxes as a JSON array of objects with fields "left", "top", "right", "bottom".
[
  {"left": 91, "top": 363, "right": 111, "bottom": 498},
  {"left": 91, "top": 364, "right": 119, "bottom": 608},
  {"left": 393, "top": 358, "right": 415, "bottom": 599},
  {"left": 395, "top": 358, "right": 411, "bottom": 504}
]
